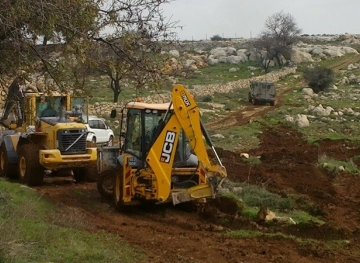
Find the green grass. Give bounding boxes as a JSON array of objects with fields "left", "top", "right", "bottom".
[
  {"left": 85, "top": 75, "right": 169, "bottom": 104},
  {"left": 224, "top": 227, "right": 354, "bottom": 258},
  {"left": 221, "top": 180, "right": 326, "bottom": 226},
  {"left": 318, "top": 154, "right": 360, "bottom": 174},
  {"left": 240, "top": 183, "right": 294, "bottom": 210},
  {"left": 209, "top": 124, "right": 261, "bottom": 152},
  {"left": 225, "top": 229, "right": 349, "bottom": 250},
  {"left": 177, "top": 62, "right": 263, "bottom": 86},
  {"left": 0, "top": 179, "right": 144, "bottom": 263}
]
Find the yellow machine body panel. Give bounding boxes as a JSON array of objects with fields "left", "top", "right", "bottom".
[{"left": 39, "top": 148, "right": 97, "bottom": 169}]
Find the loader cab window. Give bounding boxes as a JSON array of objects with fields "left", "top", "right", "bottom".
[
  {"left": 36, "top": 96, "right": 63, "bottom": 117},
  {"left": 144, "top": 109, "right": 165, "bottom": 147},
  {"left": 125, "top": 108, "right": 167, "bottom": 158},
  {"left": 125, "top": 109, "right": 142, "bottom": 157},
  {"left": 71, "top": 97, "right": 88, "bottom": 123}
]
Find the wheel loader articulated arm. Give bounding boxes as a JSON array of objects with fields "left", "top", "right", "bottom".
[{"left": 145, "top": 84, "right": 227, "bottom": 204}]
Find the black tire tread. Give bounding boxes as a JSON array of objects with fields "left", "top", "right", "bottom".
[
  {"left": 97, "top": 169, "right": 116, "bottom": 199},
  {"left": 17, "top": 144, "right": 44, "bottom": 186},
  {"left": 73, "top": 161, "right": 99, "bottom": 183},
  {"left": 0, "top": 144, "right": 18, "bottom": 178}
]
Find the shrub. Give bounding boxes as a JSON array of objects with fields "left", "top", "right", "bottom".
[
  {"left": 210, "top": 34, "right": 223, "bottom": 41},
  {"left": 303, "top": 67, "right": 334, "bottom": 93},
  {"left": 202, "top": 95, "right": 213, "bottom": 102}
]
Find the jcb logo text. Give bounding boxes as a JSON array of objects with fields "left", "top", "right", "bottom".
[
  {"left": 180, "top": 91, "right": 191, "bottom": 107},
  {"left": 160, "top": 131, "right": 176, "bottom": 163}
]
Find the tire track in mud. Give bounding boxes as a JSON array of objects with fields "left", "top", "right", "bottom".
[
  {"left": 206, "top": 52, "right": 360, "bottom": 132},
  {"left": 330, "top": 54, "right": 360, "bottom": 71}
]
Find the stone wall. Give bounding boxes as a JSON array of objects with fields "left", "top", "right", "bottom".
[{"left": 89, "top": 67, "right": 297, "bottom": 116}]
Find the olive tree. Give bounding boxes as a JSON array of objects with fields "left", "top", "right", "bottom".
[
  {"left": 0, "top": 0, "right": 98, "bottom": 87},
  {"left": 255, "top": 11, "right": 301, "bottom": 71},
  {"left": 90, "top": 0, "right": 177, "bottom": 102},
  {"left": 0, "top": 0, "right": 177, "bottom": 96},
  {"left": 90, "top": 31, "right": 166, "bottom": 102}
]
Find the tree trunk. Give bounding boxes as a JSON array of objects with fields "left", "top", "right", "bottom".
[
  {"left": 113, "top": 89, "right": 120, "bottom": 103},
  {"left": 275, "top": 54, "right": 283, "bottom": 68},
  {"left": 111, "top": 79, "right": 121, "bottom": 103}
]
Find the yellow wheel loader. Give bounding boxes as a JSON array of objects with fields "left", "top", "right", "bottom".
[
  {"left": 0, "top": 89, "right": 97, "bottom": 186},
  {"left": 97, "top": 84, "right": 227, "bottom": 210}
]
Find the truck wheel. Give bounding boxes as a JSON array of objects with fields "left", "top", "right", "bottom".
[
  {"left": 0, "top": 144, "right": 18, "bottom": 178},
  {"left": 251, "top": 98, "right": 257, "bottom": 105},
  {"left": 270, "top": 100, "right": 276, "bottom": 106},
  {"left": 85, "top": 161, "right": 99, "bottom": 182},
  {"left": 97, "top": 169, "right": 116, "bottom": 199},
  {"left": 73, "top": 168, "right": 85, "bottom": 183},
  {"left": 73, "top": 161, "right": 99, "bottom": 183},
  {"left": 17, "top": 144, "right": 44, "bottom": 186}
]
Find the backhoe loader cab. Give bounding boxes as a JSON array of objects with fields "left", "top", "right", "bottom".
[
  {"left": 97, "top": 85, "right": 227, "bottom": 210},
  {"left": 121, "top": 103, "right": 198, "bottom": 170}
]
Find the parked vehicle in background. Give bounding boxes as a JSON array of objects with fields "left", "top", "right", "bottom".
[
  {"left": 85, "top": 116, "right": 114, "bottom": 146},
  {"left": 248, "top": 81, "right": 276, "bottom": 106}
]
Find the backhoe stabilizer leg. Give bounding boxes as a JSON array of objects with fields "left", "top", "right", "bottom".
[{"left": 172, "top": 184, "right": 215, "bottom": 205}]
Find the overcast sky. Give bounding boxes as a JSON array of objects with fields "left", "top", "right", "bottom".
[{"left": 162, "top": 0, "right": 359, "bottom": 40}]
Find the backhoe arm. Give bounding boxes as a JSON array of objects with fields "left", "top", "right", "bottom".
[{"left": 145, "top": 84, "right": 227, "bottom": 203}]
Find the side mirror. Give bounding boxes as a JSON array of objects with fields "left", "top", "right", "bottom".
[{"left": 110, "top": 109, "right": 117, "bottom": 119}]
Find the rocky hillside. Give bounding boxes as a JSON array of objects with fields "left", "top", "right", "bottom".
[
  {"left": 91, "top": 36, "right": 360, "bottom": 118},
  {"left": 1, "top": 34, "right": 360, "bottom": 124}
]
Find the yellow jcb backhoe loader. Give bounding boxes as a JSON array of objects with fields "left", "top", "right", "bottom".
[{"left": 97, "top": 84, "right": 227, "bottom": 210}]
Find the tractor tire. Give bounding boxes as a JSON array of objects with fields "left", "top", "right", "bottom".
[
  {"left": 73, "top": 161, "right": 99, "bottom": 183},
  {"left": 270, "top": 100, "right": 276, "bottom": 106},
  {"left": 0, "top": 144, "right": 18, "bottom": 178},
  {"left": 251, "top": 98, "right": 258, "bottom": 105},
  {"left": 17, "top": 144, "right": 44, "bottom": 186},
  {"left": 73, "top": 168, "right": 85, "bottom": 183},
  {"left": 97, "top": 169, "right": 116, "bottom": 199}
]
